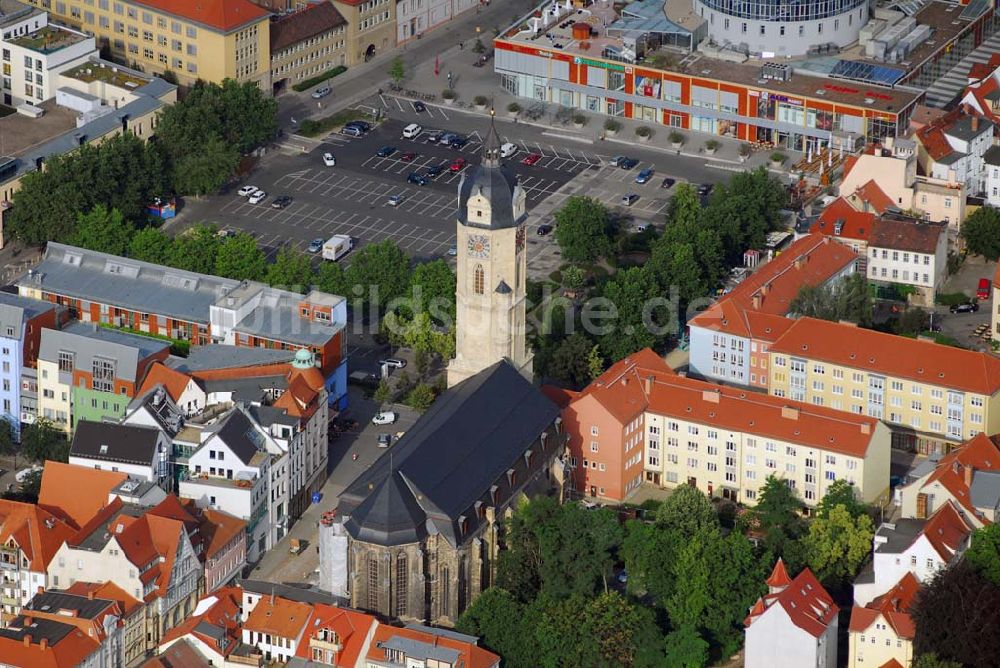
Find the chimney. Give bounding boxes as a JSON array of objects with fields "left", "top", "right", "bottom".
[
  {"left": 794, "top": 255, "right": 807, "bottom": 269},
  {"left": 965, "top": 464, "right": 974, "bottom": 487},
  {"left": 702, "top": 390, "right": 720, "bottom": 404},
  {"left": 22, "top": 634, "right": 31, "bottom": 647},
  {"left": 760, "top": 283, "right": 770, "bottom": 295},
  {"left": 644, "top": 375, "right": 654, "bottom": 395},
  {"left": 87, "top": 590, "right": 95, "bottom": 601},
  {"left": 23, "top": 616, "right": 32, "bottom": 626},
  {"left": 36, "top": 586, "right": 44, "bottom": 595},
  {"left": 752, "top": 294, "right": 762, "bottom": 310},
  {"left": 972, "top": 115, "right": 980, "bottom": 132},
  {"left": 781, "top": 406, "right": 800, "bottom": 420},
  {"left": 40, "top": 638, "right": 48, "bottom": 650}
]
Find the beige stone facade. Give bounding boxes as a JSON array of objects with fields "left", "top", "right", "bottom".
[
  {"left": 333, "top": 0, "right": 395, "bottom": 64},
  {"left": 268, "top": 2, "right": 348, "bottom": 94}
]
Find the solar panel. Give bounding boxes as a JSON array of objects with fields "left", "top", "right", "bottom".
[
  {"left": 961, "top": 0, "right": 989, "bottom": 20},
  {"left": 829, "top": 60, "right": 905, "bottom": 87}
]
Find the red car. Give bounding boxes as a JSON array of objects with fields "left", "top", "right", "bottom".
[
  {"left": 400, "top": 151, "right": 417, "bottom": 162},
  {"left": 978, "top": 277, "right": 991, "bottom": 301},
  {"left": 521, "top": 153, "right": 542, "bottom": 166},
  {"left": 449, "top": 158, "right": 467, "bottom": 172}
]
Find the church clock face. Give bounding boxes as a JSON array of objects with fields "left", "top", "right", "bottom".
[{"left": 467, "top": 234, "right": 491, "bottom": 258}]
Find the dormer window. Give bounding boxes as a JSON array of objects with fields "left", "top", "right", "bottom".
[
  {"left": 489, "top": 484, "right": 498, "bottom": 504},
  {"left": 507, "top": 468, "right": 516, "bottom": 487}
]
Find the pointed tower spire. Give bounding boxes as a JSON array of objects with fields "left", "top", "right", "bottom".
[
  {"left": 482, "top": 105, "right": 502, "bottom": 167},
  {"left": 766, "top": 558, "right": 792, "bottom": 594}
]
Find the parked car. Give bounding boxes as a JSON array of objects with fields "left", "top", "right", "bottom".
[
  {"left": 621, "top": 193, "right": 638, "bottom": 206},
  {"left": 402, "top": 123, "right": 422, "bottom": 139},
  {"left": 311, "top": 86, "right": 331, "bottom": 99},
  {"left": 407, "top": 172, "right": 429, "bottom": 186},
  {"left": 307, "top": 238, "right": 324, "bottom": 253},
  {"left": 500, "top": 142, "right": 518, "bottom": 158},
  {"left": 271, "top": 195, "right": 293, "bottom": 209},
  {"left": 425, "top": 129, "right": 444, "bottom": 142},
  {"left": 619, "top": 158, "right": 639, "bottom": 170},
  {"left": 237, "top": 185, "right": 258, "bottom": 197},
  {"left": 447, "top": 135, "right": 468, "bottom": 148},
  {"left": 380, "top": 358, "right": 407, "bottom": 369},
  {"left": 400, "top": 151, "right": 418, "bottom": 162},
  {"left": 439, "top": 132, "right": 458, "bottom": 145},
  {"left": 537, "top": 224, "right": 553, "bottom": 235},
  {"left": 377, "top": 433, "right": 392, "bottom": 448},
  {"left": 950, "top": 302, "right": 980, "bottom": 313},
  {"left": 426, "top": 163, "right": 446, "bottom": 177},
  {"left": 521, "top": 153, "right": 542, "bottom": 166},
  {"left": 978, "top": 277, "right": 992, "bottom": 300},
  {"left": 387, "top": 194, "right": 404, "bottom": 206},
  {"left": 347, "top": 120, "right": 372, "bottom": 132},
  {"left": 447, "top": 245, "right": 458, "bottom": 256},
  {"left": 376, "top": 145, "right": 397, "bottom": 157},
  {"left": 372, "top": 411, "right": 398, "bottom": 425},
  {"left": 609, "top": 156, "right": 626, "bottom": 167},
  {"left": 450, "top": 158, "right": 467, "bottom": 172},
  {"left": 413, "top": 101, "right": 426, "bottom": 112},
  {"left": 342, "top": 125, "right": 364, "bottom": 137},
  {"left": 322, "top": 152, "right": 336, "bottom": 167},
  {"left": 635, "top": 167, "right": 654, "bottom": 184},
  {"left": 248, "top": 191, "right": 267, "bottom": 204},
  {"left": 660, "top": 177, "right": 676, "bottom": 189}
]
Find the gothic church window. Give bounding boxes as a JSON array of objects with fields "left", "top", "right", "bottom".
[{"left": 474, "top": 264, "right": 484, "bottom": 295}]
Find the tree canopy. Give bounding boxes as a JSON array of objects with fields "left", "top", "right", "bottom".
[
  {"left": 20, "top": 419, "right": 68, "bottom": 463},
  {"left": 790, "top": 272, "right": 873, "bottom": 325},
  {"left": 214, "top": 231, "right": 267, "bottom": 281},
  {"left": 803, "top": 503, "right": 874, "bottom": 586},
  {"left": 961, "top": 206, "right": 1000, "bottom": 260},
  {"left": 815, "top": 479, "right": 867, "bottom": 519},
  {"left": 965, "top": 523, "right": 1000, "bottom": 586},
  {"left": 654, "top": 484, "right": 720, "bottom": 538},
  {"left": 596, "top": 266, "right": 666, "bottom": 362},
  {"left": 553, "top": 196, "right": 613, "bottom": 263}
]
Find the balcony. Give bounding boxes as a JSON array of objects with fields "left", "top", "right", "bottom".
[{"left": 310, "top": 636, "right": 343, "bottom": 655}]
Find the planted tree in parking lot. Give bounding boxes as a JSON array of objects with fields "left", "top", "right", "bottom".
[
  {"left": 170, "top": 135, "right": 240, "bottom": 196},
  {"left": 344, "top": 240, "right": 412, "bottom": 309},
  {"left": 553, "top": 196, "right": 613, "bottom": 263},
  {"left": 214, "top": 231, "right": 267, "bottom": 281},
  {"left": 388, "top": 56, "right": 405, "bottom": 85},
  {"left": 129, "top": 227, "right": 173, "bottom": 264}
]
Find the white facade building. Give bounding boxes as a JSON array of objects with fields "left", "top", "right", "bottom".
[
  {"left": 0, "top": 12, "right": 96, "bottom": 107},
  {"left": 866, "top": 216, "right": 949, "bottom": 305},
  {"left": 985, "top": 145, "right": 1000, "bottom": 207},
  {"left": 395, "top": 0, "right": 479, "bottom": 44}
]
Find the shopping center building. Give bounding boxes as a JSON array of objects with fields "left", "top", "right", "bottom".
[{"left": 494, "top": 0, "right": 998, "bottom": 149}]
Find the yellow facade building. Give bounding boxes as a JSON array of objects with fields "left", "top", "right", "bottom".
[
  {"left": 24, "top": 0, "right": 271, "bottom": 86},
  {"left": 768, "top": 317, "right": 1000, "bottom": 454},
  {"left": 333, "top": 0, "right": 395, "bottom": 64}
]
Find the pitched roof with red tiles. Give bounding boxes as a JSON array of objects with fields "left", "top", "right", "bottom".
[
  {"left": 197, "top": 507, "right": 246, "bottom": 560},
  {"left": 270, "top": 2, "right": 346, "bottom": 53},
  {"left": 921, "top": 500, "right": 976, "bottom": 560},
  {"left": 137, "top": 362, "right": 200, "bottom": 404},
  {"left": 811, "top": 197, "right": 876, "bottom": 243},
  {"left": 0, "top": 500, "right": 75, "bottom": 572},
  {"left": 769, "top": 317, "right": 1000, "bottom": 396},
  {"left": 129, "top": 0, "right": 270, "bottom": 33},
  {"left": 916, "top": 124, "right": 956, "bottom": 162},
  {"left": 295, "top": 604, "right": 376, "bottom": 665},
  {"left": 880, "top": 660, "right": 906, "bottom": 668},
  {"left": 161, "top": 587, "right": 243, "bottom": 656},
  {"left": 366, "top": 624, "right": 500, "bottom": 668},
  {"left": 0, "top": 618, "right": 101, "bottom": 668},
  {"left": 244, "top": 595, "right": 314, "bottom": 640},
  {"left": 142, "top": 637, "right": 208, "bottom": 668},
  {"left": 868, "top": 217, "right": 946, "bottom": 254},
  {"left": 38, "top": 462, "right": 128, "bottom": 530},
  {"left": 273, "top": 364, "right": 325, "bottom": 419},
  {"left": 849, "top": 572, "right": 919, "bottom": 640},
  {"left": 766, "top": 558, "right": 792, "bottom": 588},
  {"left": 689, "top": 234, "right": 858, "bottom": 338},
  {"left": 644, "top": 372, "right": 881, "bottom": 458},
  {"left": 852, "top": 180, "right": 896, "bottom": 215},
  {"left": 567, "top": 348, "right": 674, "bottom": 423},
  {"left": 65, "top": 581, "right": 143, "bottom": 616},
  {"left": 744, "top": 566, "right": 838, "bottom": 638},
  {"left": 540, "top": 385, "right": 578, "bottom": 409}
]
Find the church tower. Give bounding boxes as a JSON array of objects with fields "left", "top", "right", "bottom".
[{"left": 447, "top": 112, "right": 533, "bottom": 387}]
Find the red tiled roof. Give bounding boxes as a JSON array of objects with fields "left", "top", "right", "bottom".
[
  {"left": 161, "top": 587, "right": 243, "bottom": 655},
  {"left": 198, "top": 507, "right": 246, "bottom": 560},
  {"left": 366, "top": 624, "right": 500, "bottom": 668},
  {"left": 916, "top": 124, "right": 956, "bottom": 162},
  {"left": 142, "top": 637, "right": 208, "bottom": 668},
  {"left": 852, "top": 180, "right": 895, "bottom": 215},
  {"left": 65, "top": 581, "right": 142, "bottom": 616},
  {"left": 880, "top": 660, "right": 906, "bottom": 668},
  {"left": 766, "top": 558, "right": 792, "bottom": 588},
  {"left": 0, "top": 500, "right": 75, "bottom": 572},
  {"left": 689, "top": 234, "right": 857, "bottom": 338},
  {"left": 868, "top": 217, "right": 946, "bottom": 254},
  {"left": 39, "top": 462, "right": 127, "bottom": 529},
  {"left": 745, "top": 566, "right": 838, "bottom": 638},
  {"left": 0, "top": 623, "right": 101, "bottom": 668},
  {"left": 921, "top": 500, "right": 976, "bottom": 560},
  {"left": 849, "top": 572, "right": 919, "bottom": 639},
  {"left": 769, "top": 317, "right": 1000, "bottom": 396},
  {"left": 138, "top": 362, "right": 199, "bottom": 404},
  {"left": 129, "top": 0, "right": 270, "bottom": 33},
  {"left": 296, "top": 604, "right": 376, "bottom": 665},
  {"left": 811, "top": 197, "right": 876, "bottom": 242},
  {"left": 270, "top": 2, "right": 346, "bottom": 53},
  {"left": 568, "top": 348, "right": 673, "bottom": 423},
  {"left": 244, "top": 595, "right": 313, "bottom": 640},
  {"left": 540, "top": 385, "right": 578, "bottom": 409}
]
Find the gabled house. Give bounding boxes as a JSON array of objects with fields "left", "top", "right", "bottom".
[
  {"left": 241, "top": 594, "right": 314, "bottom": 663},
  {"left": 848, "top": 572, "right": 919, "bottom": 668},
  {"left": 159, "top": 586, "right": 247, "bottom": 666},
  {"left": 37, "top": 462, "right": 128, "bottom": 530},
  {"left": 69, "top": 421, "right": 172, "bottom": 488},
  {"left": 365, "top": 623, "right": 500, "bottom": 668},
  {"left": 744, "top": 559, "right": 839, "bottom": 668},
  {"left": 22, "top": 588, "right": 126, "bottom": 668},
  {"left": 914, "top": 108, "right": 995, "bottom": 195},
  {"left": 136, "top": 363, "right": 206, "bottom": 417},
  {"left": 65, "top": 581, "right": 146, "bottom": 666},
  {"left": 0, "top": 614, "right": 102, "bottom": 668},
  {"left": 866, "top": 214, "right": 949, "bottom": 306},
  {"left": 808, "top": 197, "right": 876, "bottom": 260},
  {"left": 853, "top": 501, "right": 974, "bottom": 606}
]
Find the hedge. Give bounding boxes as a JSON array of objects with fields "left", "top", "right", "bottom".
[{"left": 292, "top": 66, "right": 348, "bottom": 93}]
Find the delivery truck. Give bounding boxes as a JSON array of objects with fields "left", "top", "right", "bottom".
[{"left": 323, "top": 234, "right": 354, "bottom": 261}]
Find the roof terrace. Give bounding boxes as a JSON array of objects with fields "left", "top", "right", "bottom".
[
  {"left": 61, "top": 61, "right": 149, "bottom": 89},
  {"left": 8, "top": 25, "right": 86, "bottom": 54}
]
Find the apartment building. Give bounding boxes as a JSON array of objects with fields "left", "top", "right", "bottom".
[
  {"left": 333, "top": 0, "right": 394, "bottom": 64},
  {"left": 21, "top": 588, "right": 127, "bottom": 668},
  {"left": 0, "top": 500, "right": 75, "bottom": 625},
  {"left": 395, "top": 0, "right": 478, "bottom": 44},
  {"left": 914, "top": 108, "right": 995, "bottom": 196},
  {"left": 767, "top": 317, "right": 1000, "bottom": 453},
  {"left": 0, "top": 292, "right": 59, "bottom": 439},
  {"left": 37, "top": 321, "right": 170, "bottom": 433},
  {"left": 0, "top": 615, "right": 102, "bottom": 667},
  {"left": 688, "top": 233, "right": 859, "bottom": 389},
  {"left": 848, "top": 572, "right": 918, "bottom": 668},
  {"left": 69, "top": 420, "right": 172, "bottom": 485},
  {"left": 23, "top": 0, "right": 272, "bottom": 87},
  {"left": 268, "top": 2, "right": 346, "bottom": 94},
  {"left": 866, "top": 215, "right": 948, "bottom": 306},
  {"left": 66, "top": 580, "right": 145, "bottom": 666},
  {"left": 1, "top": 9, "right": 96, "bottom": 106},
  {"left": 807, "top": 197, "right": 876, "bottom": 259}
]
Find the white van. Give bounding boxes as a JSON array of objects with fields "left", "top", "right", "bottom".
[
  {"left": 500, "top": 142, "right": 517, "bottom": 158},
  {"left": 402, "top": 123, "right": 422, "bottom": 139}
]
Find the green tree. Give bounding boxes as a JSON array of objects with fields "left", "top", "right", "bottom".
[
  {"left": 316, "top": 261, "right": 346, "bottom": 296},
  {"left": 913, "top": 653, "right": 964, "bottom": 668},
  {"left": 790, "top": 273, "right": 873, "bottom": 325},
  {"left": 496, "top": 496, "right": 560, "bottom": 603},
  {"left": 553, "top": 196, "right": 612, "bottom": 263},
  {"left": 20, "top": 419, "right": 67, "bottom": 463},
  {"left": 456, "top": 588, "right": 540, "bottom": 668},
  {"left": 388, "top": 55, "right": 405, "bottom": 85},
  {"left": 373, "top": 379, "right": 391, "bottom": 405},
  {"left": 961, "top": 206, "right": 1000, "bottom": 260},
  {"left": 0, "top": 419, "right": 15, "bottom": 457},
  {"left": 171, "top": 135, "right": 240, "bottom": 196},
  {"left": 405, "top": 384, "right": 436, "bottom": 411},
  {"left": 214, "top": 231, "right": 267, "bottom": 281},
  {"left": 71, "top": 205, "right": 135, "bottom": 256},
  {"left": 597, "top": 266, "right": 665, "bottom": 362},
  {"left": 749, "top": 475, "right": 806, "bottom": 565},
  {"left": 129, "top": 227, "right": 173, "bottom": 264},
  {"left": 344, "top": 240, "right": 412, "bottom": 309},
  {"left": 382, "top": 311, "right": 455, "bottom": 360},
  {"left": 702, "top": 167, "right": 787, "bottom": 264},
  {"left": 562, "top": 265, "right": 586, "bottom": 292},
  {"left": 664, "top": 626, "right": 709, "bottom": 668},
  {"left": 654, "top": 484, "right": 720, "bottom": 538},
  {"left": 804, "top": 503, "right": 874, "bottom": 586},
  {"left": 621, "top": 520, "right": 680, "bottom": 604},
  {"left": 544, "top": 333, "right": 596, "bottom": 388},
  {"left": 965, "top": 523, "right": 1000, "bottom": 586},
  {"left": 815, "top": 479, "right": 867, "bottom": 519},
  {"left": 535, "top": 503, "right": 623, "bottom": 599},
  {"left": 266, "top": 247, "right": 314, "bottom": 292},
  {"left": 409, "top": 259, "right": 456, "bottom": 322},
  {"left": 168, "top": 224, "right": 221, "bottom": 274},
  {"left": 587, "top": 344, "right": 604, "bottom": 380}
]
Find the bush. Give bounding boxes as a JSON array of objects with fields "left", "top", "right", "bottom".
[
  {"left": 473, "top": 95, "right": 488, "bottom": 106},
  {"left": 635, "top": 126, "right": 652, "bottom": 138},
  {"left": 668, "top": 131, "right": 684, "bottom": 145},
  {"left": 739, "top": 143, "right": 752, "bottom": 156},
  {"left": 705, "top": 139, "right": 720, "bottom": 151},
  {"left": 604, "top": 118, "right": 621, "bottom": 132},
  {"left": 936, "top": 292, "right": 972, "bottom": 306},
  {"left": 770, "top": 151, "right": 788, "bottom": 164},
  {"left": 296, "top": 108, "right": 370, "bottom": 138},
  {"left": 507, "top": 102, "right": 521, "bottom": 113},
  {"left": 405, "top": 384, "right": 436, "bottom": 411},
  {"left": 291, "top": 66, "right": 347, "bottom": 93},
  {"left": 442, "top": 89, "right": 456, "bottom": 100},
  {"left": 573, "top": 113, "right": 587, "bottom": 125}
]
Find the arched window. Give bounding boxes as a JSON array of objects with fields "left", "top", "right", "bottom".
[
  {"left": 473, "top": 264, "right": 485, "bottom": 295},
  {"left": 367, "top": 557, "right": 379, "bottom": 611},
  {"left": 395, "top": 554, "right": 408, "bottom": 617}
]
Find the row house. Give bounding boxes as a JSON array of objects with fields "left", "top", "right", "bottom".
[
  {"left": 0, "top": 293, "right": 59, "bottom": 439},
  {"left": 688, "top": 233, "right": 859, "bottom": 389},
  {"left": 0, "top": 614, "right": 102, "bottom": 667},
  {"left": 866, "top": 214, "right": 948, "bottom": 307},
  {"left": 848, "top": 572, "right": 919, "bottom": 668},
  {"left": 21, "top": 588, "right": 127, "bottom": 668},
  {"left": 807, "top": 197, "right": 876, "bottom": 261},
  {"left": 17, "top": 243, "right": 347, "bottom": 392},
  {"left": 557, "top": 348, "right": 892, "bottom": 507},
  {"left": 37, "top": 322, "right": 169, "bottom": 434},
  {"left": 913, "top": 108, "right": 995, "bottom": 196},
  {"left": 744, "top": 559, "right": 838, "bottom": 668},
  {"left": 66, "top": 581, "right": 146, "bottom": 667}
]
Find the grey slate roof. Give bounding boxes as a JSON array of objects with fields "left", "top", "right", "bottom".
[
  {"left": 339, "top": 360, "right": 559, "bottom": 547},
  {"left": 239, "top": 579, "right": 345, "bottom": 606},
  {"left": 210, "top": 409, "right": 264, "bottom": 466},
  {"left": 380, "top": 635, "right": 461, "bottom": 664},
  {"left": 984, "top": 145, "right": 1000, "bottom": 167},
  {"left": 200, "top": 375, "right": 288, "bottom": 403},
  {"left": 969, "top": 470, "right": 1000, "bottom": 510},
  {"left": 457, "top": 165, "right": 523, "bottom": 230},
  {"left": 39, "top": 321, "right": 169, "bottom": 382},
  {"left": 25, "top": 590, "right": 114, "bottom": 620},
  {"left": 873, "top": 518, "right": 926, "bottom": 554},
  {"left": 71, "top": 420, "right": 162, "bottom": 466},
  {"left": 0, "top": 616, "right": 77, "bottom": 646},
  {"left": 167, "top": 345, "right": 297, "bottom": 372},
  {"left": 0, "top": 292, "right": 55, "bottom": 342}
]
